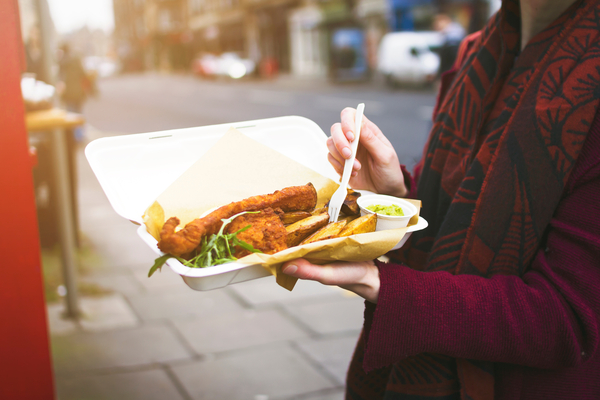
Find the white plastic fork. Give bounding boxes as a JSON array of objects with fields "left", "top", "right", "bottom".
[{"left": 328, "top": 103, "right": 365, "bottom": 223}]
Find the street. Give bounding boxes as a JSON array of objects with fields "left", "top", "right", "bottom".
[
  {"left": 84, "top": 73, "right": 436, "bottom": 169},
  {"left": 49, "top": 73, "right": 437, "bottom": 400}
]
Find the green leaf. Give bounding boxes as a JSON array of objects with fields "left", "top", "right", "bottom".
[
  {"left": 234, "top": 224, "right": 252, "bottom": 235},
  {"left": 205, "top": 234, "right": 218, "bottom": 251},
  {"left": 231, "top": 236, "right": 260, "bottom": 253},
  {"left": 148, "top": 254, "right": 173, "bottom": 277}
]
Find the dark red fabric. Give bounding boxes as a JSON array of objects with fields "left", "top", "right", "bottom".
[
  {"left": 346, "top": 0, "right": 600, "bottom": 399},
  {"left": 348, "top": 109, "right": 600, "bottom": 400},
  {"left": 369, "top": 109, "right": 600, "bottom": 395}
]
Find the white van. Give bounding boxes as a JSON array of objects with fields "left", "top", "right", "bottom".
[{"left": 377, "top": 31, "right": 443, "bottom": 87}]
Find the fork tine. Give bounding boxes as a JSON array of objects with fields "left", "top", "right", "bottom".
[
  {"left": 328, "top": 189, "right": 344, "bottom": 222},
  {"left": 329, "top": 206, "right": 338, "bottom": 223}
]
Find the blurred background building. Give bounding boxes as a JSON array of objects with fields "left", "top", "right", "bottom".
[
  {"left": 21, "top": 0, "right": 501, "bottom": 82},
  {"left": 112, "top": 0, "right": 501, "bottom": 80}
]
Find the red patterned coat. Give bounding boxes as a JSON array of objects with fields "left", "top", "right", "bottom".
[{"left": 346, "top": 1, "right": 600, "bottom": 399}]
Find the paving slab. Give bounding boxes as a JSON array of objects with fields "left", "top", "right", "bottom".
[
  {"left": 78, "top": 294, "right": 139, "bottom": 332},
  {"left": 56, "top": 368, "right": 186, "bottom": 400},
  {"left": 126, "top": 286, "right": 244, "bottom": 322},
  {"left": 171, "top": 344, "right": 337, "bottom": 400},
  {"left": 80, "top": 272, "right": 144, "bottom": 296},
  {"left": 173, "top": 309, "right": 308, "bottom": 354},
  {"left": 296, "top": 334, "right": 360, "bottom": 384},
  {"left": 283, "top": 296, "right": 365, "bottom": 335},
  {"left": 227, "top": 275, "right": 346, "bottom": 307},
  {"left": 47, "top": 303, "right": 80, "bottom": 336},
  {"left": 51, "top": 324, "right": 193, "bottom": 373},
  {"left": 85, "top": 226, "right": 157, "bottom": 269},
  {"left": 130, "top": 262, "right": 190, "bottom": 292},
  {"left": 300, "top": 390, "right": 345, "bottom": 400}
]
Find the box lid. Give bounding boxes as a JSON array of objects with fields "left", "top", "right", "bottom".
[{"left": 85, "top": 116, "right": 339, "bottom": 224}]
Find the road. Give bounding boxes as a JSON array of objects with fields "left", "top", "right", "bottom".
[{"left": 84, "top": 73, "right": 436, "bottom": 169}]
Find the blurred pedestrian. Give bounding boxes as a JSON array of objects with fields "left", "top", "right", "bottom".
[
  {"left": 24, "top": 26, "right": 45, "bottom": 82},
  {"left": 283, "top": 0, "right": 600, "bottom": 399},
  {"left": 58, "top": 43, "right": 89, "bottom": 141},
  {"left": 434, "top": 13, "right": 466, "bottom": 75}
]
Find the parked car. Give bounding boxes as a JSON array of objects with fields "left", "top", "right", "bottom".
[
  {"left": 376, "top": 31, "right": 442, "bottom": 87},
  {"left": 192, "top": 53, "right": 219, "bottom": 77},
  {"left": 83, "top": 56, "right": 119, "bottom": 78},
  {"left": 192, "top": 52, "right": 256, "bottom": 79}
]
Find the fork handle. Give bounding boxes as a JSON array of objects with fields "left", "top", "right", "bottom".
[{"left": 340, "top": 103, "right": 365, "bottom": 189}]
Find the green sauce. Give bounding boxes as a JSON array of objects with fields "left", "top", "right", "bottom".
[{"left": 366, "top": 204, "right": 404, "bottom": 216}]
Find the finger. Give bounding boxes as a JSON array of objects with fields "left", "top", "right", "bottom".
[
  {"left": 282, "top": 259, "right": 323, "bottom": 282},
  {"left": 342, "top": 110, "right": 393, "bottom": 161},
  {"left": 340, "top": 107, "right": 357, "bottom": 143},
  {"left": 327, "top": 153, "right": 343, "bottom": 176},
  {"left": 328, "top": 142, "right": 361, "bottom": 177},
  {"left": 332, "top": 115, "right": 352, "bottom": 159},
  {"left": 326, "top": 136, "right": 345, "bottom": 167}
]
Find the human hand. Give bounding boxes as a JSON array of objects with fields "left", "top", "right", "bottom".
[
  {"left": 282, "top": 258, "right": 380, "bottom": 303},
  {"left": 328, "top": 107, "right": 406, "bottom": 197}
]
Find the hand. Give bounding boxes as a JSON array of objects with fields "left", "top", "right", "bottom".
[
  {"left": 328, "top": 107, "right": 407, "bottom": 197},
  {"left": 282, "top": 258, "right": 380, "bottom": 303}
]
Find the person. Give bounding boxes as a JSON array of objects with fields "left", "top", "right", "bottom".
[
  {"left": 282, "top": 0, "right": 600, "bottom": 399},
  {"left": 433, "top": 13, "right": 466, "bottom": 75},
  {"left": 58, "top": 43, "right": 90, "bottom": 141},
  {"left": 24, "top": 26, "right": 45, "bottom": 82}
]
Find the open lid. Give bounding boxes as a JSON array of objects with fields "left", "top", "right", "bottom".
[{"left": 85, "top": 116, "right": 339, "bottom": 224}]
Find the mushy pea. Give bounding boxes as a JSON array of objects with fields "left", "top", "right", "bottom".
[{"left": 366, "top": 204, "right": 404, "bottom": 216}]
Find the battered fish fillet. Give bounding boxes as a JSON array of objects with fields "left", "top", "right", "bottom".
[
  {"left": 224, "top": 208, "right": 287, "bottom": 258},
  {"left": 158, "top": 183, "right": 317, "bottom": 256}
]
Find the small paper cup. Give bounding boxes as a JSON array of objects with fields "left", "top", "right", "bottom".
[{"left": 357, "top": 194, "right": 418, "bottom": 231}]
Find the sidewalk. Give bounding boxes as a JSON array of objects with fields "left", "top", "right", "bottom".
[{"left": 46, "top": 126, "right": 364, "bottom": 400}]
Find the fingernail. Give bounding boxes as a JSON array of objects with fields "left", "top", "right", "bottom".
[
  {"left": 283, "top": 265, "right": 298, "bottom": 274},
  {"left": 347, "top": 131, "right": 355, "bottom": 141},
  {"left": 342, "top": 148, "right": 351, "bottom": 158}
]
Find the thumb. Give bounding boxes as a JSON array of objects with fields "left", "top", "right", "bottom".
[{"left": 282, "top": 259, "right": 334, "bottom": 284}]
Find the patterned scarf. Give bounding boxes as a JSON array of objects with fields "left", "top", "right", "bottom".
[{"left": 348, "top": 0, "right": 600, "bottom": 398}]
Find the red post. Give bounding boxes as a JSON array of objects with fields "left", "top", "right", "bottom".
[{"left": 0, "top": 1, "right": 55, "bottom": 399}]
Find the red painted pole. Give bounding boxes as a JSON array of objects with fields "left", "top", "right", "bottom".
[{"left": 0, "top": 1, "right": 55, "bottom": 399}]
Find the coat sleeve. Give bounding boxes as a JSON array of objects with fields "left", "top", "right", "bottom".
[{"left": 362, "top": 123, "right": 600, "bottom": 373}]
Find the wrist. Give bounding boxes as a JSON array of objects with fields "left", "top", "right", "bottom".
[
  {"left": 390, "top": 185, "right": 408, "bottom": 198},
  {"left": 382, "top": 163, "right": 408, "bottom": 198},
  {"left": 381, "top": 183, "right": 407, "bottom": 198}
]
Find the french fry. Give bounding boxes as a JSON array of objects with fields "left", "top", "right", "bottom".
[
  {"left": 339, "top": 215, "right": 359, "bottom": 223},
  {"left": 286, "top": 213, "right": 329, "bottom": 247},
  {"left": 311, "top": 206, "right": 328, "bottom": 216},
  {"left": 279, "top": 211, "right": 312, "bottom": 225},
  {"left": 341, "top": 189, "right": 362, "bottom": 216},
  {"left": 300, "top": 220, "right": 348, "bottom": 245},
  {"left": 338, "top": 213, "right": 377, "bottom": 237}
]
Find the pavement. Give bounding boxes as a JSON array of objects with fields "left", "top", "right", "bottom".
[{"left": 46, "top": 120, "right": 364, "bottom": 399}]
